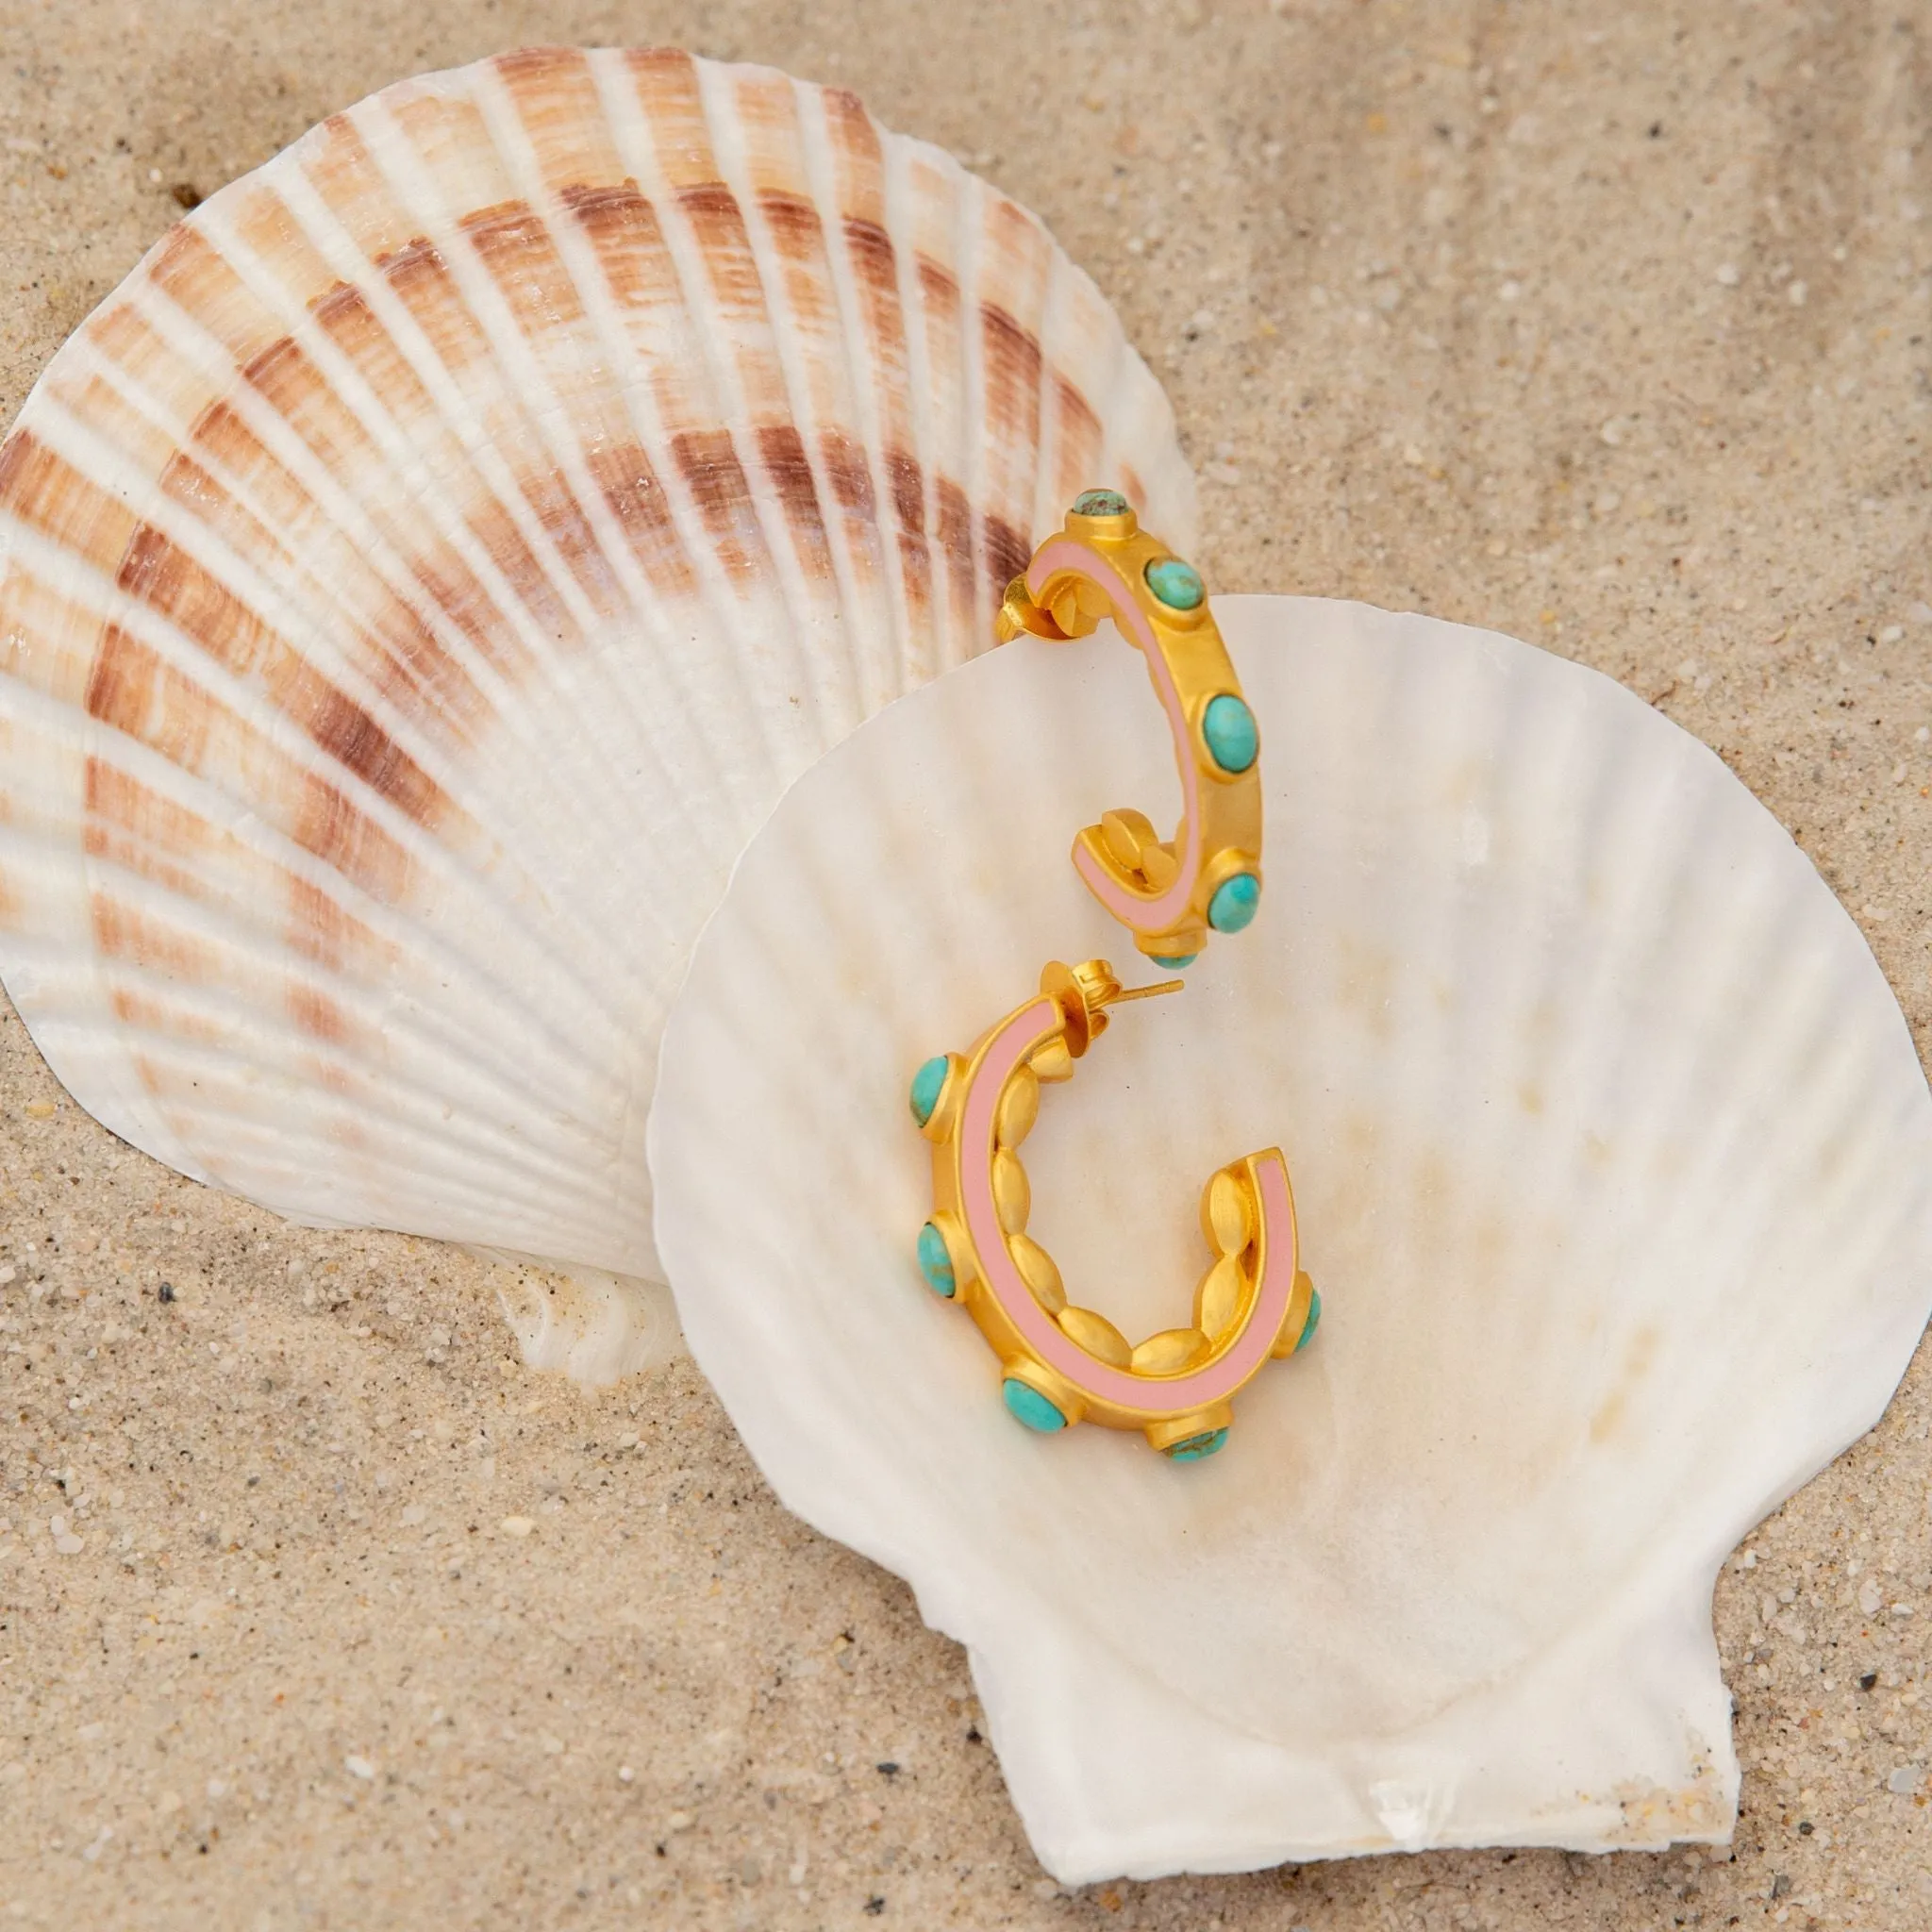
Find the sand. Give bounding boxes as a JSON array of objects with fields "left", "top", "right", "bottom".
[{"left": 3, "top": 0, "right": 1931, "bottom": 1925}]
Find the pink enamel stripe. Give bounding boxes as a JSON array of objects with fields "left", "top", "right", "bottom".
[
  {"left": 958, "top": 998, "right": 1296, "bottom": 1411},
  {"left": 1024, "top": 537, "right": 1203, "bottom": 931}
]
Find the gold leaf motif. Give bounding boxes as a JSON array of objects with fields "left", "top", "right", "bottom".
[
  {"left": 1058, "top": 1305, "right": 1131, "bottom": 1367},
  {"left": 1204, "top": 1169, "right": 1253, "bottom": 1257},
  {"left": 1130, "top": 1326, "right": 1211, "bottom": 1374},
  {"left": 1008, "top": 1234, "right": 1066, "bottom": 1314},
  {"left": 1029, "top": 1036, "right": 1074, "bottom": 1083},
  {"left": 992, "top": 1149, "right": 1031, "bottom": 1235},
  {"left": 995, "top": 1065, "right": 1041, "bottom": 1148},
  {"left": 1194, "top": 1252, "right": 1245, "bottom": 1339}
]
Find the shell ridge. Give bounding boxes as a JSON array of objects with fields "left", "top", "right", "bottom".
[
  {"left": 816, "top": 92, "right": 942, "bottom": 687},
  {"left": 0, "top": 510, "right": 645, "bottom": 1051},
  {"left": 19, "top": 382, "right": 499, "bottom": 843},
  {"left": 888, "top": 142, "right": 975, "bottom": 675},
  {"left": 48, "top": 326, "right": 521, "bottom": 781},
  {"left": 693, "top": 60, "right": 891, "bottom": 732},
  {"left": 967, "top": 194, "right": 1060, "bottom": 601},
  {"left": 68, "top": 961, "right": 632, "bottom": 1222},
  {"left": 0, "top": 565, "right": 646, "bottom": 1133},
  {"left": 774, "top": 73, "right": 920, "bottom": 715},
  {"left": 1028, "top": 260, "right": 1087, "bottom": 550},
  {"left": 873, "top": 132, "right": 946, "bottom": 684},
  {"left": 469, "top": 54, "right": 797, "bottom": 840},
  {"left": 108, "top": 238, "right": 571, "bottom": 695},
  {"left": 62, "top": 805, "right": 639, "bottom": 1141},
  {"left": 597, "top": 50, "right": 864, "bottom": 773},
  {"left": 619, "top": 49, "right": 867, "bottom": 742},
  {"left": 949, "top": 170, "right": 996, "bottom": 650},
  {"left": 344, "top": 91, "right": 724, "bottom": 829},
  {"left": 64, "top": 259, "right": 624, "bottom": 858},
  {"left": 129, "top": 186, "right": 705, "bottom": 908},
  {"left": 248, "top": 166, "right": 748, "bottom": 917}
]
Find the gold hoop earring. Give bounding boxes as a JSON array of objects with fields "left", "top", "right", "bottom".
[
  {"left": 908, "top": 958, "right": 1319, "bottom": 1459},
  {"left": 997, "top": 493, "right": 1262, "bottom": 968}
]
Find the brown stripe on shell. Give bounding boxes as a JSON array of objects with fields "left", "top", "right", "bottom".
[
  {"left": 291, "top": 769, "right": 413, "bottom": 905},
  {"left": 0, "top": 562, "right": 116, "bottom": 710},
  {"left": 912, "top": 257, "right": 976, "bottom": 631},
  {"left": 80, "top": 758, "right": 394, "bottom": 980},
  {"left": 108, "top": 984, "right": 227, "bottom": 1049},
  {"left": 665, "top": 428, "right": 777, "bottom": 585},
  {"left": 228, "top": 182, "right": 341, "bottom": 325},
  {"left": 1051, "top": 376, "right": 1106, "bottom": 510},
  {"left": 560, "top": 182, "right": 671, "bottom": 309},
  {"left": 285, "top": 873, "right": 393, "bottom": 974},
  {"left": 666, "top": 179, "right": 802, "bottom": 458},
  {"left": 0, "top": 430, "right": 141, "bottom": 575},
  {"left": 90, "top": 889, "right": 220, "bottom": 983},
  {"left": 459, "top": 200, "right": 695, "bottom": 600},
  {"left": 379, "top": 228, "right": 625, "bottom": 622},
  {"left": 146, "top": 224, "right": 276, "bottom": 365},
  {"left": 752, "top": 427, "right": 834, "bottom": 585},
  {"left": 818, "top": 431, "right": 874, "bottom": 520},
  {"left": 757, "top": 190, "right": 832, "bottom": 328},
  {"left": 303, "top": 283, "right": 553, "bottom": 675},
  {"left": 738, "top": 177, "right": 881, "bottom": 593},
  {"left": 560, "top": 181, "right": 739, "bottom": 479},
  {"left": 979, "top": 303, "right": 1044, "bottom": 591},
  {"left": 114, "top": 523, "right": 450, "bottom": 833},
  {"left": 624, "top": 48, "right": 720, "bottom": 192},
  {"left": 84, "top": 756, "right": 215, "bottom": 906},
  {"left": 42, "top": 366, "right": 179, "bottom": 478},
  {"left": 884, "top": 447, "right": 932, "bottom": 616},
  {"left": 934, "top": 475, "right": 975, "bottom": 619},
  {"left": 823, "top": 89, "right": 930, "bottom": 589},
  {"left": 494, "top": 47, "right": 626, "bottom": 192},
  {"left": 287, "top": 981, "right": 354, "bottom": 1045},
  {"left": 677, "top": 186, "right": 782, "bottom": 384},
  {"left": 583, "top": 443, "right": 695, "bottom": 597},
  {"left": 983, "top": 514, "right": 1031, "bottom": 592},
  {"left": 300, "top": 112, "right": 420, "bottom": 264},
  {"left": 979, "top": 304, "right": 1044, "bottom": 452},
  {"left": 822, "top": 89, "right": 889, "bottom": 228},
  {"left": 175, "top": 399, "right": 498, "bottom": 743},
  {"left": 83, "top": 625, "right": 212, "bottom": 775}
]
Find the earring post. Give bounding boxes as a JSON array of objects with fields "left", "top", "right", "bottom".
[{"left": 1104, "top": 978, "right": 1186, "bottom": 1005}]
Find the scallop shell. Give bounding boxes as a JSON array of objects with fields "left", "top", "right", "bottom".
[
  {"left": 647, "top": 594, "right": 1932, "bottom": 1879},
  {"left": 0, "top": 44, "right": 1193, "bottom": 1376}
]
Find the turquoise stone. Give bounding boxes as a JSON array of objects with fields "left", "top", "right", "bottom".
[
  {"left": 1150, "top": 952, "right": 1199, "bottom": 970},
  {"left": 1296, "top": 1288, "right": 1323, "bottom": 1351},
  {"left": 1001, "top": 1378, "right": 1067, "bottom": 1433},
  {"left": 1208, "top": 872, "right": 1261, "bottom": 933},
  {"left": 1165, "top": 1427, "right": 1229, "bottom": 1462},
  {"left": 1144, "top": 557, "right": 1205, "bottom": 610},
  {"left": 1202, "top": 693, "right": 1258, "bottom": 774},
  {"left": 916, "top": 1222, "right": 956, "bottom": 1297},
  {"left": 908, "top": 1054, "right": 949, "bottom": 1128},
  {"left": 1073, "top": 488, "right": 1130, "bottom": 517}
]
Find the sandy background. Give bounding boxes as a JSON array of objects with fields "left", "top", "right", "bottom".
[{"left": 3, "top": 0, "right": 1931, "bottom": 1925}]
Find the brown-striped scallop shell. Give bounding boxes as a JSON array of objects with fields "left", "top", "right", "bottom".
[{"left": 0, "top": 46, "right": 1193, "bottom": 1378}]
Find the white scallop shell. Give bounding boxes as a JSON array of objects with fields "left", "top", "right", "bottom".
[
  {"left": 647, "top": 595, "right": 1932, "bottom": 1879},
  {"left": 0, "top": 45, "right": 1193, "bottom": 1378}
]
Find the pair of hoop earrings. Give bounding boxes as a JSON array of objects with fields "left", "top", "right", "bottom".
[{"left": 908, "top": 492, "right": 1320, "bottom": 1462}]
